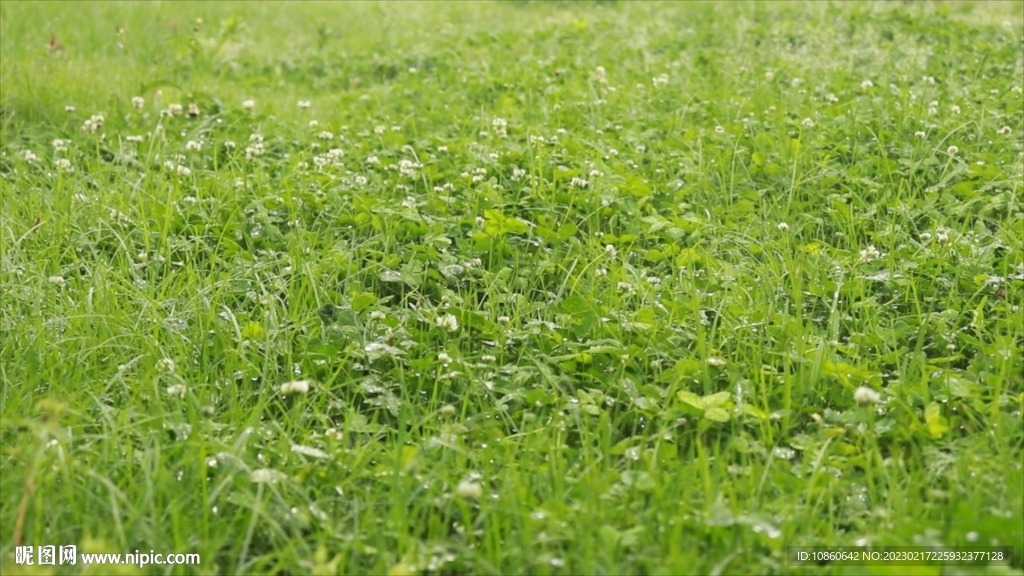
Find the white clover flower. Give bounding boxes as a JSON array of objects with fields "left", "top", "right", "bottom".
[
  {"left": 949, "top": 105, "right": 961, "bottom": 115},
  {"left": 297, "top": 99, "right": 311, "bottom": 109},
  {"left": 707, "top": 356, "right": 727, "bottom": 367},
  {"left": 176, "top": 165, "right": 192, "bottom": 176},
  {"left": 512, "top": 167, "right": 527, "bottom": 181},
  {"left": 604, "top": 244, "right": 617, "bottom": 258},
  {"left": 54, "top": 158, "right": 74, "bottom": 172},
  {"left": 715, "top": 125, "right": 725, "bottom": 134},
  {"left": 777, "top": 222, "right": 790, "bottom": 231},
  {"left": 853, "top": 386, "right": 881, "bottom": 405},
  {"left": 131, "top": 96, "right": 145, "bottom": 109},
  {"left": 126, "top": 135, "right": 144, "bottom": 143},
  {"left": 354, "top": 175, "right": 368, "bottom": 186},
  {"left": 947, "top": 145, "right": 959, "bottom": 155},
  {"left": 497, "top": 315, "right": 511, "bottom": 323},
  {"left": 234, "top": 178, "right": 245, "bottom": 188},
  {"left": 280, "top": 379, "right": 311, "bottom": 395},
  {"left": 224, "top": 140, "right": 236, "bottom": 149},
  {"left": 398, "top": 158, "right": 421, "bottom": 177},
  {"left": 997, "top": 126, "right": 1012, "bottom": 136},
  {"left": 440, "top": 404, "right": 457, "bottom": 418},
  {"left": 652, "top": 73, "right": 669, "bottom": 87},
  {"left": 167, "top": 103, "right": 183, "bottom": 116},
  {"left": 861, "top": 79, "right": 874, "bottom": 89},
  {"left": 455, "top": 479, "right": 483, "bottom": 500},
  {"left": 52, "top": 139, "right": 69, "bottom": 152},
  {"left": 617, "top": 281, "right": 632, "bottom": 292},
  {"left": 64, "top": 105, "right": 76, "bottom": 112},
  {"left": 595, "top": 268, "right": 608, "bottom": 278},
  {"left": 801, "top": 118, "right": 814, "bottom": 128},
  {"left": 165, "top": 384, "right": 187, "bottom": 398},
  {"left": 48, "top": 275, "right": 65, "bottom": 285},
  {"left": 922, "top": 75, "right": 935, "bottom": 84},
  {"left": 858, "top": 245, "right": 882, "bottom": 263},
  {"left": 915, "top": 131, "right": 926, "bottom": 139},
  {"left": 185, "top": 140, "right": 202, "bottom": 151},
  {"left": 242, "top": 99, "right": 255, "bottom": 111},
  {"left": 317, "top": 131, "right": 334, "bottom": 140},
  {"left": 436, "top": 313, "right": 459, "bottom": 332},
  {"left": 826, "top": 93, "right": 839, "bottom": 104},
  {"left": 437, "top": 145, "right": 448, "bottom": 153},
  {"left": 646, "top": 276, "right": 662, "bottom": 286},
  {"left": 570, "top": 177, "right": 589, "bottom": 188},
  {"left": 156, "top": 357, "right": 176, "bottom": 374},
  {"left": 187, "top": 103, "right": 200, "bottom": 118},
  {"left": 23, "top": 150, "right": 39, "bottom": 163},
  {"left": 374, "top": 125, "right": 386, "bottom": 135},
  {"left": 438, "top": 351, "right": 452, "bottom": 364}
]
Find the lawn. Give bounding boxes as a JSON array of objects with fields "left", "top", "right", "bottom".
[{"left": 1, "top": 1, "right": 1022, "bottom": 574}]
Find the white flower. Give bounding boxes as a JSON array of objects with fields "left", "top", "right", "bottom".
[
  {"left": 826, "top": 93, "right": 839, "bottom": 103},
  {"left": 126, "top": 135, "right": 144, "bottom": 143},
  {"left": 165, "top": 384, "right": 187, "bottom": 398},
  {"left": 455, "top": 479, "right": 483, "bottom": 500},
  {"left": 234, "top": 178, "right": 245, "bottom": 188},
  {"left": 167, "top": 103, "right": 183, "bottom": 116},
  {"left": 131, "top": 96, "right": 145, "bottom": 109},
  {"left": 317, "top": 131, "right": 334, "bottom": 140},
  {"left": 224, "top": 140, "right": 236, "bottom": 149},
  {"left": 914, "top": 131, "right": 926, "bottom": 139},
  {"left": 492, "top": 117, "right": 508, "bottom": 136},
  {"left": 646, "top": 276, "right": 662, "bottom": 286},
  {"left": 801, "top": 118, "right": 814, "bottom": 128},
  {"left": 715, "top": 125, "right": 725, "bottom": 134},
  {"left": 187, "top": 103, "right": 200, "bottom": 117},
  {"left": 997, "top": 126, "right": 1012, "bottom": 136},
  {"left": 950, "top": 105, "right": 961, "bottom": 115},
  {"left": 707, "top": 356, "right": 727, "bottom": 367},
  {"left": 617, "top": 281, "right": 633, "bottom": 292},
  {"left": 157, "top": 357, "right": 176, "bottom": 374},
  {"left": 48, "top": 275, "right": 65, "bottom": 285},
  {"left": 185, "top": 140, "right": 202, "bottom": 151},
  {"left": 297, "top": 99, "right": 311, "bottom": 109},
  {"left": 604, "top": 244, "right": 617, "bottom": 258},
  {"left": 437, "top": 145, "right": 448, "bottom": 153},
  {"left": 23, "top": 150, "right": 39, "bottom": 163},
  {"left": 512, "top": 167, "right": 527, "bottom": 181},
  {"left": 64, "top": 105, "right": 76, "bottom": 112},
  {"left": 440, "top": 404, "right": 457, "bottom": 418},
  {"left": 308, "top": 120, "right": 319, "bottom": 128},
  {"left": 595, "top": 268, "right": 608, "bottom": 278},
  {"left": 366, "top": 155, "right": 380, "bottom": 164},
  {"left": 853, "top": 386, "right": 881, "bottom": 405},
  {"left": 436, "top": 313, "right": 459, "bottom": 332},
  {"left": 438, "top": 351, "right": 452, "bottom": 364},
  {"left": 652, "top": 73, "right": 669, "bottom": 87},
  {"left": 570, "top": 177, "right": 589, "bottom": 188},
  {"left": 922, "top": 75, "right": 935, "bottom": 84},
  {"left": 861, "top": 79, "right": 874, "bottom": 89},
  {"left": 242, "top": 99, "right": 255, "bottom": 111},
  {"left": 777, "top": 222, "right": 790, "bottom": 231},
  {"left": 497, "top": 315, "right": 511, "bottom": 323},
  {"left": 176, "top": 165, "right": 192, "bottom": 176},
  {"left": 374, "top": 125, "right": 386, "bottom": 135},
  {"left": 52, "top": 139, "right": 69, "bottom": 152},
  {"left": 54, "top": 158, "right": 74, "bottom": 172},
  {"left": 595, "top": 65, "right": 607, "bottom": 83},
  {"left": 858, "top": 245, "right": 882, "bottom": 263},
  {"left": 947, "top": 145, "right": 959, "bottom": 156},
  {"left": 280, "top": 379, "right": 311, "bottom": 395}
]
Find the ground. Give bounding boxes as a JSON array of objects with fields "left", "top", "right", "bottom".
[{"left": 1, "top": 1, "right": 1022, "bottom": 574}]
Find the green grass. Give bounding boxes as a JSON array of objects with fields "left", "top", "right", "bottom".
[{"left": 1, "top": 1, "right": 1022, "bottom": 574}]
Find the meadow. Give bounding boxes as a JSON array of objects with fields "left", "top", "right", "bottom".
[{"left": 1, "top": 1, "right": 1022, "bottom": 574}]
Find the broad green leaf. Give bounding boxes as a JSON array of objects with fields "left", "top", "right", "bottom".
[{"left": 704, "top": 407, "right": 730, "bottom": 422}]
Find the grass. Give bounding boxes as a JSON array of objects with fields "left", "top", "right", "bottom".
[{"left": 1, "top": 1, "right": 1022, "bottom": 574}]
